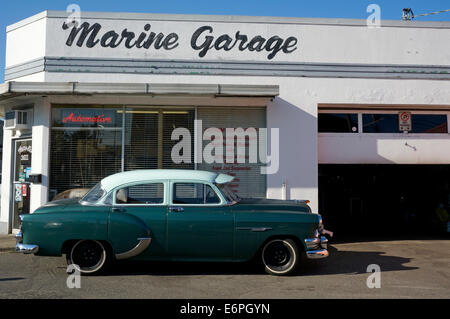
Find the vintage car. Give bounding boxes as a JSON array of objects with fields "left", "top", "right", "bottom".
[{"left": 16, "top": 169, "right": 329, "bottom": 275}]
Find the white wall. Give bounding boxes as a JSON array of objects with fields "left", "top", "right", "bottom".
[
  {"left": 44, "top": 15, "right": 450, "bottom": 65},
  {"left": 319, "top": 134, "right": 450, "bottom": 164},
  {"left": 30, "top": 99, "right": 50, "bottom": 213},
  {"left": 6, "top": 16, "right": 46, "bottom": 68},
  {"left": 6, "top": 12, "right": 450, "bottom": 67}
]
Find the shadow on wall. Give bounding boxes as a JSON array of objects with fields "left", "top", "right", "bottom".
[{"left": 267, "top": 97, "right": 318, "bottom": 195}]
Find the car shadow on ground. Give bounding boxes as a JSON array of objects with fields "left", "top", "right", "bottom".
[
  {"left": 99, "top": 244, "right": 418, "bottom": 277},
  {"left": 104, "top": 259, "right": 262, "bottom": 277},
  {"left": 297, "top": 245, "right": 418, "bottom": 276},
  {"left": 331, "top": 234, "right": 450, "bottom": 244}
]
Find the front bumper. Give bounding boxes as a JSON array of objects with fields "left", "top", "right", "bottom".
[
  {"left": 304, "top": 235, "right": 329, "bottom": 259},
  {"left": 15, "top": 230, "right": 39, "bottom": 254}
]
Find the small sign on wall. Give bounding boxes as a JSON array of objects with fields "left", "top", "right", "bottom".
[{"left": 399, "top": 111, "right": 412, "bottom": 132}]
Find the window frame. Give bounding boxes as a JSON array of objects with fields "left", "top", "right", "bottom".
[
  {"left": 169, "top": 180, "right": 226, "bottom": 207},
  {"left": 111, "top": 180, "right": 168, "bottom": 206},
  {"left": 318, "top": 109, "right": 450, "bottom": 136},
  {"left": 318, "top": 112, "right": 359, "bottom": 133}
]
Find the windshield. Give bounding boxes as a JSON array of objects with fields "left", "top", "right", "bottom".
[
  {"left": 216, "top": 183, "right": 240, "bottom": 204},
  {"left": 80, "top": 183, "right": 105, "bottom": 204}
]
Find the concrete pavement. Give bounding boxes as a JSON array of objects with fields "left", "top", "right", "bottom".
[
  {"left": 0, "top": 239, "right": 449, "bottom": 298},
  {"left": 0, "top": 235, "right": 15, "bottom": 253}
]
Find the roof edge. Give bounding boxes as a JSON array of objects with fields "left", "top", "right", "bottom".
[{"left": 6, "top": 10, "right": 450, "bottom": 32}]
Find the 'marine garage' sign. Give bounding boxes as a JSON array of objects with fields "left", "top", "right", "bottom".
[{"left": 60, "top": 21, "right": 299, "bottom": 60}]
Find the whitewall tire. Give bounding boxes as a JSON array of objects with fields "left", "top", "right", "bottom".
[{"left": 262, "top": 238, "right": 299, "bottom": 275}]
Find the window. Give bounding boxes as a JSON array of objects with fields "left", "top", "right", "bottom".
[
  {"left": 363, "top": 114, "right": 399, "bottom": 133},
  {"left": 81, "top": 183, "right": 105, "bottom": 204},
  {"left": 115, "top": 183, "right": 164, "bottom": 205},
  {"left": 197, "top": 107, "right": 266, "bottom": 198},
  {"left": 49, "top": 106, "right": 194, "bottom": 200},
  {"left": 173, "top": 183, "right": 220, "bottom": 204},
  {"left": 216, "top": 183, "right": 240, "bottom": 203},
  {"left": 50, "top": 106, "right": 123, "bottom": 199},
  {"left": 411, "top": 114, "right": 447, "bottom": 133},
  {"left": 124, "top": 109, "right": 194, "bottom": 171},
  {"left": 362, "top": 113, "right": 448, "bottom": 133},
  {"left": 318, "top": 113, "right": 358, "bottom": 133}
]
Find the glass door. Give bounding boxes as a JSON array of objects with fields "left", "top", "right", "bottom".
[{"left": 12, "top": 139, "right": 32, "bottom": 230}]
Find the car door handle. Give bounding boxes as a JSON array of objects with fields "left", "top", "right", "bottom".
[
  {"left": 112, "top": 207, "right": 126, "bottom": 213},
  {"left": 168, "top": 206, "right": 184, "bottom": 213}
]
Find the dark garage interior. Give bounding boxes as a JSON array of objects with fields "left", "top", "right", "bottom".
[{"left": 318, "top": 164, "right": 450, "bottom": 239}]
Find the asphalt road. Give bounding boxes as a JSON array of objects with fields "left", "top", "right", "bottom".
[{"left": 0, "top": 239, "right": 449, "bottom": 299}]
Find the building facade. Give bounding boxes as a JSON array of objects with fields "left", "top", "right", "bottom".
[{"left": 0, "top": 11, "right": 449, "bottom": 235}]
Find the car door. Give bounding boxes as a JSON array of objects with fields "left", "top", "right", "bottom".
[
  {"left": 108, "top": 181, "right": 168, "bottom": 259},
  {"left": 167, "top": 181, "right": 234, "bottom": 261}
]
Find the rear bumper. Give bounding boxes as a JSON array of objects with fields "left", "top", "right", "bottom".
[
  {"left": 304, "top": 235, "right": 329, "bottom": 259},
  {"left": 16, "top": 243, "right": 39, "bottom": 254}
]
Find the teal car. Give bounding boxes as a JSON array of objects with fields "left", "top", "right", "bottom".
[{"left": 16, "top": 169, "right": 329, "bottom": 275}]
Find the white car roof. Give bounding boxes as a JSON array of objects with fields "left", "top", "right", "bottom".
[{"left": 100, "top": 169, "right": 234, "bottom": 192}]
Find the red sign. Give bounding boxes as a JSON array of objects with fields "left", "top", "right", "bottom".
[
  {"left": 62, "top": 112, "right": 112, "bottom": 124},
  {"left": 399, "top": 111, "right": 412, "bottom": 131}
]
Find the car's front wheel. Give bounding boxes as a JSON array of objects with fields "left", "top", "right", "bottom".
[
  {"left": 66, "top": 240, "right": 109, "bottom": 275},
  {"left": 261, "top": 238, "right": 299, "bottom": 275}
]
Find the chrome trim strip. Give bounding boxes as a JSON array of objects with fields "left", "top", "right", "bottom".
[
  {"left": 115, "top": 237, "right": 152, "bottom": 260},
  {"left": 236, "top": 227, "right": 273, "bottom": 232},
  {"left": 306, "top": 249, "right": 329, "bottom": 259},
  {"left": 15, "top": 243, "right": 39, "bottom": 254}
]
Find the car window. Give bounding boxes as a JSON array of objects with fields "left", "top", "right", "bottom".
[
  {"left": 81, "top": 183, "right": 105, "bottom": 204},
  {"left": 115, "top": 183, "right": 164, "bottom": 205},
  {"left": 216, "top": 183, "right": 240, "bottom": 203},
  {"left": 104, "top": 192, "right": 113, "bottom": 205},
  {"left": 172, "top": 183, "right": 220, "bottom": 204}
]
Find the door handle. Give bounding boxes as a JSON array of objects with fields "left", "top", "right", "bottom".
[
  {"left": 112, "top": 207, "right": 126, "bottom": 213},
  {"left": 168, "top": 206, "right": 184, "bottom": 213}
]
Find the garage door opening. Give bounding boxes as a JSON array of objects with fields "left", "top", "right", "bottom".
[{"left": 319, "top": 164, "right": 450, "bottom": 238}]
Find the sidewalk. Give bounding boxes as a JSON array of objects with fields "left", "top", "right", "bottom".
[{"left": 0, "top": 235, "right": 16, "bottom": 253}]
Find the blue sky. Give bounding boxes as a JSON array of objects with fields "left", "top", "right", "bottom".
[{"left": 1, "top": 0, "right": 449, "bottom": 82}]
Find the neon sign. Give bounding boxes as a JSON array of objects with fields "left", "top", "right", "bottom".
[
  {"left": 62, "top": 112, "right": 113, "bottom": 124},
  {"left": 59, "top": 109, "right": 117, "bottom": 126}
]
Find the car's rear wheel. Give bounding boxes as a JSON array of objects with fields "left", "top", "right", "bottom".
[
  {"left": 66, "top": 240, "right": 109, "bottom": 275},
  {"left": 262, "top": 238, "right": 299, "bottom": 275}
]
